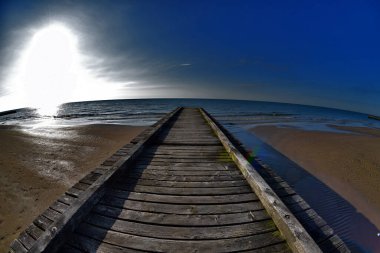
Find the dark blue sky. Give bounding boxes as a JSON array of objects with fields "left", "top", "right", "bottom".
[{"left": 0, "top": 0, "right": 379, "bottom": 114}]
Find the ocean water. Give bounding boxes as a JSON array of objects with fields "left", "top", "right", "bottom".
[
  {"left": 1, "top": 98, "right": 379, "bottom": 252},
  {"left": 1, "top": 98, "right": 380, "bottom": 128}
]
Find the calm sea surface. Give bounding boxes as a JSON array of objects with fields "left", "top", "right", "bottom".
[{"left": 1, "top": 98, "right": 379, "bottom": 252}]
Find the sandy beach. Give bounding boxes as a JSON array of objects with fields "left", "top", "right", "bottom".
[
  {"left": 251, "top": 124, "right": 380, "bottom": 230},
  {"left": 0, "top": 124, "right": 145, "bottom": 250}
]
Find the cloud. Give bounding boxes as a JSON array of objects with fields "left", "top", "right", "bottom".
[{"left": 1, "top": 0, "right": 379, "bottom": 114}]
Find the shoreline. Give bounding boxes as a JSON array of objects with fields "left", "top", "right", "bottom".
[
  {"left": 0, "top": 124, "right": 146, "bottom": 250},
  {"left": 250, "top": 124, "right": 380, "bottom": 230}
]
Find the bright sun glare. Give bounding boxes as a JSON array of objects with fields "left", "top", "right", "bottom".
[
  {"left": 20, "top": 24, "right": 79, "bottom": 115},
  {"left": 3, "top": 23, "right": 132, "bottom": 115}
]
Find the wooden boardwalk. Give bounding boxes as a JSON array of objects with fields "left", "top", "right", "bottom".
[{"left": 10, "top": 108, "right": 348, "bottom": 253}]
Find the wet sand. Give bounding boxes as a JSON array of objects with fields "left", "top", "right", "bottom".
[
  {"left": 0, "top": 124, "right": 145, "bottom": 250},
  {"left": 251, "top": 125, "right": 380, "bottom": 230}
]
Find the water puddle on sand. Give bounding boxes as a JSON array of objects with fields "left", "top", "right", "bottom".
[{"left": 229, "top": 126, "right": 380, "bottom": 253}]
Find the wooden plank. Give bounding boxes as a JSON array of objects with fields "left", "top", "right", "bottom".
[
  {"left": 110, "top": 182, "right": 252, "bottom": 195},
  {"left": 65, "top": 188, "right": 83, "bottom": 198},
  {"left": 115, "top": 177, "right": 249, "bottom": 187},
  {"left": 66, "top": 238, "right": 290, "bottom": 253},
  {"left": 33, "top": 215, "right": 53, "bottom": 231},
  {"left": 25, "top": 224, "right": 44, "bottom": 240},
  {"left": 157, "top": 142, "right": 221, "bottom": 146},
  {"left": 132, "top": 164, "right": 237, "bottom": 171},
  {"left": 74, "top": 222, "right": 287, "bottom": 252},
  {"left": 139, "top": 154, "right": 231, "bottom": 159},
  {"left": 159, "top": 137, "right": 219, "bottom": 140},
  {"left": 92, "top": 167, "right": 109, "bottom": 175},
  {"left": 318, "top": 235, "right": 350, "bottom": 253},
  {"left": 72, "top": 182, "right": 91, "bottom": 191},
  {"left": 286, "top": 200, "right": 312, "bottom": 214},
  {"left": 138, "top": 162, "right": 237, "bottom": 168},
  {"left": 85, "top": 213, "right": 277, "bottom": 240},
  {"left": 148, "top": 146, "right": 225, "bottom": 151},
  {"left": 282, "top": 194, "right": 305, "bottom": 205},
  {"left": 58, "top": 194, "right": 77, "bottom": 206},
  {"left": 65, "top": 233, "right": 143, "bottom": 253},
  {"left": 125, "top": 173, "right": 245, "bottom": 181},
  {"left": 306, "top": 224, "right": 334, "bottom": 243},
  {"left": 9, "top": 240, "right": 28, "bottom": 253},
  {"left": 295, "top": 209, "right": 327, "bottom": 229},
  {"left": 17, "top": 232, "right": 35, "bottom": 250},
  {"left": 273, "top": 187, "right": 297, "bottom": 198},
  {"left": 92, "top": 204, "right": 270, "bottom": 225},
  {"left": 100, "top": 196, "right": 265, "bottom": 214},
  {"left": 126, "top": 169, "right": 243, "bottom": 176},
  {"left": 79, "top": 172, "right": 102, "bottom": 185},
  {"left": 158, "top": 134, "right": 218, "bottom": 138},
  {"left": 143, "top": 148, "right": 228, "bottom": 154},
  {"left": 135, "top": 159, "right": 233, "bottom": 164},
  {"left": 106, "top": 189, "right": 258, "bottom": 204},
  {"left": 42, "top": 208, "right": 62, "bottom": 222},
  {"left": 50, "top": 201, "right": 70, "bottom": 214}
]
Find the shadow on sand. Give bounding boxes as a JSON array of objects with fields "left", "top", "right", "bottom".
[{"left": 233, "top": 127, "right": 379, "bottom": 253}]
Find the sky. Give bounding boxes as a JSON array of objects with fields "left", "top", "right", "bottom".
[{"left": 0, "top": 0, "right": 379, "bottom": 114}]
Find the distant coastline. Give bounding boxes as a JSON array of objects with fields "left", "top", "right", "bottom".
[
  {"left": 0, "top": 109, "right": 17, "bottom": 117},
  {"left": 368, "top": 114, "right": 380, "bottom": 121}
]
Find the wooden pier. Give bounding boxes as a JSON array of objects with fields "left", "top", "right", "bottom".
[{"left": 10, "top": 108, "right": 349, "bottom": 252}]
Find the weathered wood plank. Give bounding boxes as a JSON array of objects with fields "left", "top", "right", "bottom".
[
  {"left": 115, "top": 177, "right": 249, "bottom": 187},
  {"left": 50, "top": 201, "right": 70, "bottom": 214},
  {"left": 17, "top": 232, "right": 35, "bottom": 250},
  {"left": 58, "top": 194, "right": 77, "bottom": 206},
  {"left": 85, "top": 213, "right": 277, "bottom": 240},
  {"left": 9, "top": 240, "right": 28, "bottom": 253},
  {"left": 126, "top": 169, "right": 243, "bottom": 176},
  {"left": 143, "top": 149, "right": 229, "bottom": 155},
  {"left": 135, "top": 160, "right": 233, "bottom": 165},
  {"left": 132, "top": 164, "right": 237, "bottom": 171},
  {"left": 65, "top": 233, "right": 143, "bottom": 253},
  {"left": 138, "top": 154, "right": 232, "bottom": 160},
  {"left": 25, "top": 224, "right": 44, "bottom": 240},
  {"left": 74, "top": 223, "right": 287, "bottom": 252},
  {"left": 148, "top": 146, "right": 225, "bottom": 151},
  {"left": 41, "top": 208, "right": 62, "bottom": 223},
  {"left": 66, "top": 231, "right": 287, "bottom": 253},
  {"left": 319, "top": 235, "right": 350, "bottom": 253},
  {"left": 65, "top": 188, "right": 83, "bottom": 198},
  {"left": 125, "top": 173, "right": 245, "bottom": 181},
  {"left": 92, "top": 204, "right": 270, "bottom": 225},
  {"left": 100, "top": 196, "right": 265, "bottom": 214},
  {"left": 106, "top": 189, "right": 258, "bottom": 204},
  {"left": 110, "top": 182, "right": 252, "bottom": 195},
  {"left": 72, "top": 182, "right": 91, "bottom": 191},
  {"left": 33, "top": 215, "right": 53, "bottom": 231}
]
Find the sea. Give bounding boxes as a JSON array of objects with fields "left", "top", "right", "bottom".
[{"left": 1, "top": 98, "right": 379, "bottom": 252}]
